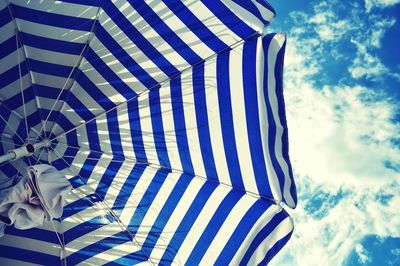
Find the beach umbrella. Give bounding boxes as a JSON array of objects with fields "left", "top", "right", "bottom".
[{"left": 0, "top": 0, "right": 297, "bottom": 265}]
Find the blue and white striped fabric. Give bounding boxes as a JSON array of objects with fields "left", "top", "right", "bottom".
[{"left": 0, "top": 0, "right": 297, "bottom": 265}]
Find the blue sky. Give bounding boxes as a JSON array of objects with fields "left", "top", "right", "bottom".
[{"left": 266, "top": 0, "right": 400, "bottom": 265}]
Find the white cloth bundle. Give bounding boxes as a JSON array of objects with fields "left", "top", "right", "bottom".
[{"left": 0, "top": 164, "right": 72, "bottom": 237}]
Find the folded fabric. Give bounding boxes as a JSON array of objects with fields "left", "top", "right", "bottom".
[
  {"left": 0, "top": 164, "right": 72, "bottom": 237},
  {"left": 27, "top": 164, "right": 72, "bottom": 221}
]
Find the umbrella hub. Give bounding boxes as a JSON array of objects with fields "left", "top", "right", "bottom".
[{"left": 0, "top": 139, "right": 51, "bottom": 164}]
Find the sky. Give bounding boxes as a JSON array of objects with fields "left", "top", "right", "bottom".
[{"left": 265, "top": 0, "right": 400, "bottom": 265}]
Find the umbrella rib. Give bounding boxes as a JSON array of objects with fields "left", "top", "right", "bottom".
[
  {"left": 55, "top": 142, "right": 145, "bottom": 163},
  {"left": 51, "top": 148, "right": 151, "bottom": 201},
  {"left": 33, "top": 146, "right": 46, "bottom": 165},
  {"left": 38, "top": 2, "right": 105, "bottom": 143},
  {"left": 47, "top": 158, "right": 68, "bottom": 266},
  {"left": 52, "top": 148, "right": 156, "bottom": 265},
  {"left": 15, "top": 30, "right": 32, "bottom": 166},
  {"left": 0, "top": 96, "right": 24, "bottom": 120},
  {"left": 59, "top": 155, "right": 144, "bottom": 164},
  {"left": 0, "top": 98, "right": 31, "bottom": 145},
  {"left": 49, "top": 32, "right": 261, "bottom": 144},
  {"left": 5, "top": 2, "right": 46, "bottom": 143},
  {"left": 2, "top": 155, "right": 27, "bottom": 181},
  {"left": 49, "top": 220, "right": 64, "bottom": 249},
  {"left": 59, "top": 221, "right": 67, "bottom": 266},
  {"left": 15, "top": 32, "right": 30, "bottom": 144},
  {"left": 54, "top": 142, "right": 277, "bottom": 204},
  {"left": 55, "top": 142, "right": 117, "bottom": 157},
  {"left": 0, "top": 138, "right": 22, "bottom": 147},
  {"left": 0, "top": 112, "right": 25, "bottom": 144},
  {"left": 0, "top": 156, "right": 28, "bottom": 175},
  {"left": 51, "top": 146, "right": 154, "bottom": 204}
]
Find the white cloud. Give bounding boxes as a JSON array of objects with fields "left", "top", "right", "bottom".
[
  {"left": 272, "top": 51, "right": 400, "bottom": 265},
  {"left": 348, "top": 39, "right": 390, "bottom": 80},
  {"left": 364, "top": 0, "right": 400, "bottom": 12},
  {"left": 347, "top": 16, "right": 397, "bottom": 81},
  {"left": 285, "top": 81, "right": 400, "bottom": 187},
  {"left": 285, "top": 1, "right": 397, "bottom": 82},
  {"left": 273, "top": 181, "right": 400, "bottom": 265},
  {"left": 391, "top": 248, "right": 400, "bottom": 256},
  {"left": 390, "top": 248, "right": 400, "bottom": 266},
  {"left": 269, "top": 1, "right": 400, "bottom": 265},
  {"left": 355, "top": 244, "right": 371, "bottom": 264}
]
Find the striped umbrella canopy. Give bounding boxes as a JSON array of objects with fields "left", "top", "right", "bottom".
[{"left": 0, "top": 0, "right": 297, "bottom": 265}]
